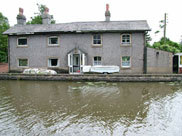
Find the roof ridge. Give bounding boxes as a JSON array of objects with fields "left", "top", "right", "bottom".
[
  {"left": 13, "top": 20, "right": 148, "bottom": 27},
  {"left": 54, "top": 20, "right": 148, "bottom": 25}
]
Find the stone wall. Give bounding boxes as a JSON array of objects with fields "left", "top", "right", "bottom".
[
  {"left": 147, "top": 47, "right": 173, "bottom": 74},
  {"left": 0, "top": 73, "right": 182, "bottom": 82}
]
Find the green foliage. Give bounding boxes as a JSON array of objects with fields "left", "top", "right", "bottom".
[
  {"left": 145, "top": 32, "right": 152, "bottom": 47},
  {"left": 146, "top": 32, "right": 152, "bottom": 43},
  {"left": 155, "top": 17, "right": 167, "bottom": 35},
  {"left": 0, "top": 12, "right": 10, "bottom": 62},
  {"left": 27, "top": 16, "right": 42, "bottom": 24},
  {"left": 151, "top": 37, "right": 181, "bottom": 54},
  {"left": 27, "top": 4, "right": 55, "bottom": 24},
  {"left": 155, "top": 30, "right": 160, "bottom": 34}
]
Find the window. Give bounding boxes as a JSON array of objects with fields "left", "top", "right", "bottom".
[
  {"left": 48, "top": 58, "right": 59, "bottom": 67},
  {"left": 93, "top": 56, "right": 101, "bottom": 65},
  {"left": 48, "top": 36, "right": 59, "bottom": 46},
  {"left": 93, "top": 34, "right": 102, "bottom": 45},
  {"left": 17, "top": 37, "right": 27, "bottom": 46},
  {"left": 18, "top": 59, "right": 28, "bottom": 67},
  {"left": 122, "top": 56, "right": 131, "bottom": 67},
  {"left": 121, "top": 34, "right": 131, "bottom": 45}
]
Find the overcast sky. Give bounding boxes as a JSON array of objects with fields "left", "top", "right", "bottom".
[{"left": 1, "top": 0, "right": 182, "bottom": 43}]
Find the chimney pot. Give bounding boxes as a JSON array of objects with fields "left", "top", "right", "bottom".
[
  {"left": 105, "top": 4, "right": 111, "bottom": 22},
  {"left": 106, "top": 4, "right": 109, "bottom": 11},
  {"left": 44, "top": 7, "right": 49, "bottom": 14},
  {"left": 19, "top": 8, "right": 24, "bottom": 15}
]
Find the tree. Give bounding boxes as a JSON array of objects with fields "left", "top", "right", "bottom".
[
  {"left": 151, "top": 38, "right": 181, "bottom": 53},
  {"left": 0, "top": 12, "right": 10, "bottom": 62},
  {"left": 150, "top": 13, "right": 181, "bottom": 53},
  {"left": 145, "top": 32, "right": 152, "bottom": 47},
  {"left": 27, "top": 4, "right": 55, "bottom": 24}
]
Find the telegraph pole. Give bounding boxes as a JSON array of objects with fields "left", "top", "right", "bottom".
[{"left": 164, "top": 13, "right": 167, "bottom": 45}]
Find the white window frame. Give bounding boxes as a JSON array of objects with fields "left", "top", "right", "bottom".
[
  {"left": 93, "top": 56, "right": 102, "bottom": 66},
  {"left": 17, "top": 37, "right": 28, "bottom": 47},
  {"left": 48, "top": 58, "right": 59, "bottom": 67},
  {"left": 48, "top": 36, "right": 59, "bottom": 46},
  {"left": 121, "top": 34, "right": 131, "bottom": 45},
  {"left": 18, "top": 58, "right": 29, "bottom": 67},
  {"left": 92, "top": 34, "right": 102, "bottom": 46},
  {"left": 121, "top": 56, "right": 131, "bottom": 68}
]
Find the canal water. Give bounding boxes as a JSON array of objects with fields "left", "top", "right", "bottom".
[{"left": 0, "top": 80, "right": 182, "bottom": 136}]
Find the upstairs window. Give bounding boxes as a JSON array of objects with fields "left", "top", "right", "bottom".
[
  {"left": 48, "top": 36, "right": 59, "bottom": 46},
  {"left": 121, "top": 34, "right": 131, "bottom": 45},
  {"left": 18, "top": 58, "right": 28, "bottom": 67},
  {"left": 93, "top": 34, "right": 102, "bottom": 45},
  {"left": 17, "top": 37, "right": 27, "bottom": 46},
  {"left": 121, "top": 56, "right": 131, "bottom": 68},
  {"left": 48, "top": 58, "right": 59, "bottom": 67},
  {"left": 93, "top": 56, "right": 102, "bottom": 66}
]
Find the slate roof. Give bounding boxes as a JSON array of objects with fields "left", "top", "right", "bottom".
[{"left": 3, "top": 20, "right": 150, "bottom": 35}]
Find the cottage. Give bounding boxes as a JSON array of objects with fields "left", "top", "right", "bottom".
[{"left": 3, "top": 4, "right": 173, "bottom": 74}]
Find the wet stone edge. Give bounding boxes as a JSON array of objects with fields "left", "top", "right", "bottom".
[{"left": 0, "top": 74, "right": 182, "bottom": 82}]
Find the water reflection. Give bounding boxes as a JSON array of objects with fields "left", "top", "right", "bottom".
[{"left": 0, "top": 81, "right": 182, "bottom": 135}]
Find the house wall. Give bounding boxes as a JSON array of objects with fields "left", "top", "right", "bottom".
[
  {"left": 9, "top": 32, "right": 145, "bottom": 73},
  {"left": 147, "top": 47, "right": 173, "bottom": 74}
]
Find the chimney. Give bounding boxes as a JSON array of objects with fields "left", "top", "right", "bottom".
[
  {"left": 42, "top": 7, "right": 51, "bottom": 24},
  {"left": 105, "top": 4, "right": 111, "bottom": 22},
  {"left": 16, "top": 8, "right": 26, "bottom": 25}
]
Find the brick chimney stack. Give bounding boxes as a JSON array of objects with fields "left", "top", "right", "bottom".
[
  {"left": 105, "top": 4, "right": 111, "bottom": 22},
  {"left": 42, "top": 7, "right": 51, "bottom": 24},
  {"left": 16, "top": 8, "right": 26, "bottom": 25}
]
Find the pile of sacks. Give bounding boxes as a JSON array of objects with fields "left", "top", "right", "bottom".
[{"left": 23, "top": 68, "right": 57, "bottom": 75}]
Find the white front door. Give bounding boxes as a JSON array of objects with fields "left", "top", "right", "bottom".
[{"left": 68, "top": 53, "right": 86, "bottom": 74}]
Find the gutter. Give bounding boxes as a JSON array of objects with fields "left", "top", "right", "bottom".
[{"left": 3, "top": 29, "right": 151, "bottom": 36}]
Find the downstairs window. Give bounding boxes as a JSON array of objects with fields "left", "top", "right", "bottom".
[
  {"left": 121, "top": 56, "right": 131, "bottom": 67},
  {"left": 48, "top": 58, "right": 59, "bottom": 67}
]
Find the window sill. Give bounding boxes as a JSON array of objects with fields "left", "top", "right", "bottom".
[
  {"left": 121, "top": 66, "right": 131, "bottom": 69},
  {"left": 18, "top": 66, "right": 29, "bottom": 68},
  {"left": 48, "top": 66, "right": 59, "bottom": 68},
  {"left": 120, "top": 44, "right": 132, "bottom": 47},
  {"left": 92, "top": 44, "right": 102, "bottom": 48},
  {"left": 17, "top": 45, "right": 28, "bottom": 48},
  {"left": 48, "top": 44, "right": 60, "bottom": 47}
]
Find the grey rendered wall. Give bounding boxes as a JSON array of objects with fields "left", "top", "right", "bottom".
[
  {"left": 147, "top": 47, "right": 173, "bottom": 74},
  {"left": 9, "top": 32, "right": 145, "bottom": 73}
]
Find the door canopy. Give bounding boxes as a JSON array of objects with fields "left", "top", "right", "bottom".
[{"left": 67, "top": 47, "right": 87, "bottom": 55}]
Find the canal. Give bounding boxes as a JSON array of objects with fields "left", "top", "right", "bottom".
[{"left": 0, "top": 80, "right": 182, "bottom": 136}]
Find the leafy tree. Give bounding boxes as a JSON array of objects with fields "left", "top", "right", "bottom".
[
  {"left": 151, "top": 14, "right": 181, "bottom": 53},
  {"left": 145, "top": 32, "right": 152, "bottom": 47},
  {"left": 0, "top": 12, "right": 10, "bottom": 62},
  {"left": 155, "top": 19, "right": 167, "bottom": 35},
  {"left": 27, "top": 4, "right": 55, "bottom": 24},
  {"left": 151, "top": 37, "right": 181, "bottom": 53}
]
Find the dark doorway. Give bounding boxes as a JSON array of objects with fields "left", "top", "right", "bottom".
[
  {"left": 73, "top": 54, "right": 80, "bottom": 73},
  {"left": 173, "top": 55, "right": 178, "bottom": 73}
]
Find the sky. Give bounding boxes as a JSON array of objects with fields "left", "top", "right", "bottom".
[{"left": 1, "top": 0, "right": 182, "bottom": 44}]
